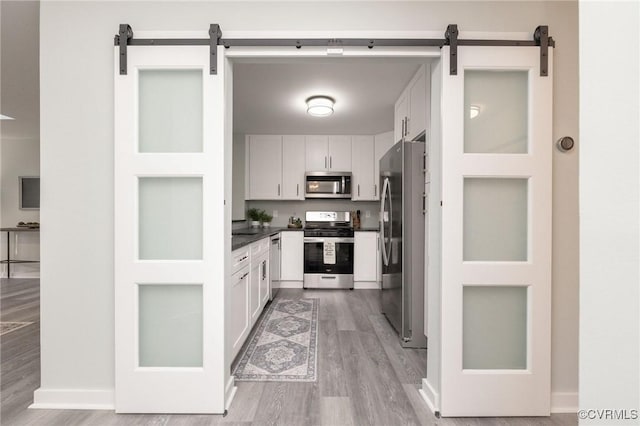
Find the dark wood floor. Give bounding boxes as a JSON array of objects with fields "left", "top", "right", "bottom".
[{"left": 1, "top": 280, "right": 576, "bottom": 426}]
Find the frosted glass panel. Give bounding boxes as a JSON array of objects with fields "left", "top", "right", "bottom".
[
  {"left": 464, "top": 71, "right": 528, "bottom": 153},
  {"left": 139, "top": 70, "right": 203, "bottom": 152},
  {"left": 463, "top": 286, "right": 527, "bottom": 369},
  {"left": 139, "top": 177, "right": 203, "bottom": 260},
  {"left": 139, "top": 284, "right": 203, "bottom": 367},
  {"left": 464, "top": 178, "right": 527, "bottom": 261}
]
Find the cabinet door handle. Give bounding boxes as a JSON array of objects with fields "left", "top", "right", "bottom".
[
  {"left": 374, "top": 184, "right": 377, "bottom": 197},
  {"left": 401, "top": 118, "right": 405, "bottom": 139},
  {"left": 330, "top": 156, "right": 332, "bottom": 169},
  {"left": 277, "top": 184, "right": 280, "bottom": 196},
  {"left": 406, "top": 117, "right": 410, "bottom": 136},
  {"left": 297, "top": 183, "right": 299, "bottom": 196},
  {"left": 358, "top": 184, "right": 360, "bottom": 197},
  {"left": 325, "top": 156, "right": 327, "bottom": 169}
]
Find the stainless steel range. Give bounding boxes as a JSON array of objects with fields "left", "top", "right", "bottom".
[{"left": 303, "top": 211, "right": 354, "bottom": 289}]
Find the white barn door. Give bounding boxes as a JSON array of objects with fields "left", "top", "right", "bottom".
[
  {"left": 114, "top": 45, "right": 226, "bottom": 413},
  {"left": 440, "top": 46, "right": 553, "bottom": 416}
]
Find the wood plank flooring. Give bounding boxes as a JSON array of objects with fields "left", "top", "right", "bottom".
[{"left": 1, "top": 281, "right": 577, "bottom": 426}]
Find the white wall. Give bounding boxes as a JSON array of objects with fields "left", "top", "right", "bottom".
[
  {"left": 231, "top": 133, "right": 246, "bottom": 221},
  {"left": 38, "top": 0, "right": 579, "bottom": 409},
  {"left": 424, "top": 57, "right": 442, "bottom": 410},
  {"left": 247, "top": 199, "right": 380, "bottom": 228},
  {"left": 579, "top": 2, "right": 640, "bottom": 423}
]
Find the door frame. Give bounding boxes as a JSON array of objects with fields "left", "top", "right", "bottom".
[{"left": 218, "top": 29, "right": 442, "bottom": 413}]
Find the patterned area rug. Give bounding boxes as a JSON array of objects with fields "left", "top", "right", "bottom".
[
  {"left": 233, "top": 298, "right": 318, "bottom": 382},
  {"left": 0, "top": 322, "right": 33, "bottom": 336}
]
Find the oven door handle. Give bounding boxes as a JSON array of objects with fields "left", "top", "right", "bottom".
[{"left": 303, "top": 237, "right": 354, "bottom": 243}]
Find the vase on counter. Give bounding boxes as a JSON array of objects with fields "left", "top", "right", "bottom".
[
  {"left": 250, "top": 220, "right": 261, "bottom": 228},
  {"left": 262, "top": 222, "right": 271, "bottom": 228}
]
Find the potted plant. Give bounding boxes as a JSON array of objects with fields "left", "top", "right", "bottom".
[
  {"left": 260, "top": 211, "right": 273, "bottom": 228},
  {"left": 247, "top": 208, "right": 262, "bottom": 228}
]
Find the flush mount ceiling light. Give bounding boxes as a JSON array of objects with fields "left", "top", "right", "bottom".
[
  {"left": 0, "top": 114, "right": 15, "bottom": 120},
  {"left": 306, "top": 96, "right": 335, "bottom": 117},
  {"left": 469, "top": 105, "right": 481, "bottom": 119}
]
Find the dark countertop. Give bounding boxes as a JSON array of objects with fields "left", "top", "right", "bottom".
[
  {"left": 231, "top": 227, "right": 302, "bottom": 251},
  {"left": 231, "top": 226, "right": 377, "bottom": 250}
]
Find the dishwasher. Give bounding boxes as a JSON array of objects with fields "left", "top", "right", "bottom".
[{"left": 269, "top": 234, "right": 281, "bottom": 300}]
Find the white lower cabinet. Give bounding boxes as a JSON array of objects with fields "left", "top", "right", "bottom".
[
  {"left": 230, "top": 237, "right": 270, "bottom": 360},
  {"left": 354, "top": 231, "right": 380, "bottom": 286},
  {"left": 280, "top": 231, "right": 303, "bottom": 283},
  {"left": 229, "top": 265, "right": 250, "bottom": 360},
  {"left": 252, "top": 252, "right": 269, "bottom": 324},
  {"left": 249, "top": 259, "right": 261, "bottom": 325},
  {"left": 259, "top": 254, "right": 270, "bottom": 307}
]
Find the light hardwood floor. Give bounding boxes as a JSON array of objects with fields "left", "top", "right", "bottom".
[{"left": 1, "top": 280, "right": 576, "bottom": 426}]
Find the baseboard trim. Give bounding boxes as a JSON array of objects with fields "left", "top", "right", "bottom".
[
  {"left": 354, "top": 281, "right": 380, "bottom": 290},
  {"left": 225, "top": 377, "right": 237, "bottom": 410},
  {"left": 30, "top": 388, "right": 115, "bottom": 410},
  {"left": 419, "top": 378, "right": 440, "bottom": 414},
  {"left": 278, "top": 281, "right": 303, "bottom": 289},
  {"left": 551, "top": 391, "right": 578, "bottom": 413}
]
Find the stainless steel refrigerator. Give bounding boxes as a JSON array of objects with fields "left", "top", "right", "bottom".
[{"left": 379, "top": 141, "right": 427, "bottom": 348}]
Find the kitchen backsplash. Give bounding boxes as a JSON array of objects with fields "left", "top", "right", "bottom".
[{"left": 245, "top": 200, "right": 380, "bottom": 228}]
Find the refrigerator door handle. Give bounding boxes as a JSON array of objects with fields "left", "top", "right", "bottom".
[{"left": 380, "top": 177, "right": 392, "bottom": 267}]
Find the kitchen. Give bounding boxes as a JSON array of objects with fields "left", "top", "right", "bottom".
[{"left": 227, "top": 58, "right": 432, "bottom": 392}]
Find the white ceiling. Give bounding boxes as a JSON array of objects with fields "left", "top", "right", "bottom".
[{"left": 232, "top": 58, "right": 425, "bottom": 135}]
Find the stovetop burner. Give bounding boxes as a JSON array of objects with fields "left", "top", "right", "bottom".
[
  {"left": 304, "top": 226, "right": 354, "bottom": 238},
  {"left": 304, "top": 211, "right": 354, "bottom": 237}
]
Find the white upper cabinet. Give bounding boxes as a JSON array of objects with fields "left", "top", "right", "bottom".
[
  {"left": 247, "top": 135, "right": 283, "bottom": 199},
  {"left": 394, "top": 94, "right": 409, "bottom": 144},
  {"left": 305, "top": 135, "right": 352, "bottom": 172},
  {"left": 394, "top": 64, "right": 430, "bottom": 142},
  {"left": 407, "top": 65, "right": 428, "bottom": 141},
  {"left": 282, "top": 135, "right": 305, "bottom": 200},
  {"left": 328, "top": 135, "right": 352, "bottom": 172},
  {"left": 374, "top": 131, "right": 394, "bottom": 200},
  {"left": 351, "top": 135, "right": 375, "bottom": 201},
  {"left": 305, "top": 135, "right": 328, "bottom": 171},
  {"left": 245, "top": 133, "right": 384, "bottom": 200}
]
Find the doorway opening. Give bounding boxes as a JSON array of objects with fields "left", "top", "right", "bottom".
[{"left": 226, "top": 49, "right": 440, "bottom": 424}]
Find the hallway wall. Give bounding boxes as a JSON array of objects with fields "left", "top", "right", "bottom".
[{"left": 37, "top": 0, "right": 579, "bottom": 409}]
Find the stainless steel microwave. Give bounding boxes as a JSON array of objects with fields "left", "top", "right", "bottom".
[{"left": 304, "top": 172, "right": 352, "bottom": 199}]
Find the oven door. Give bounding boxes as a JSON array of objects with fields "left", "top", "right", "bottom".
[{"left": 303, "top": 237, "right": 354, "bottom": 289}]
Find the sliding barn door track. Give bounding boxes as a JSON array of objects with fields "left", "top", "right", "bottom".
[{"left": 114, "top": 23, "right": 554, "bottom": 76}]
